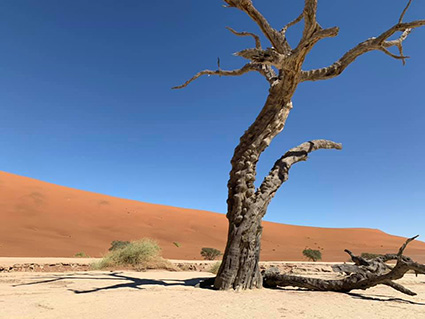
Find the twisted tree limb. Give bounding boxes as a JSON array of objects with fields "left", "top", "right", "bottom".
[
  {"left": 226, "top": 27, "right": 262, "bottom": 49},
  {"left": 255, "top": 140, "right": 342, "bottom": 210},
  {"left": 223, "top": 0, "right": 286, "bottom": 53},
  {"left": 263, "top": 236, "right": 425, "bottom": 296},
  {"left": 301, "top": 0, "right": 319, "bottom": 40},
  {"left": 280, "top": 12, "right": 303, "bottom": 34},
  {"left": 301, "top": 20, "right": 425, "bottom": 81},
  {"left": 172, "top": 62, "right": 275, "bottom": 89},
  {"left": 399, "top": 0, "right": 414, "bottom": 24}
]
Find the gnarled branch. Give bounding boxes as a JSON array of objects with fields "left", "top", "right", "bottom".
[
  {"left": 301, "top": 0, "right": 319, "bottom": 40},
  {"left": 223, "top": 0, "right": 286, "bottom": 53},
  {"left": 301, "top": 19, "right": 425, "bottom": 81},
  {"left": 382, "top": 280, "right": 416, "bottom": 296},
  {"left": 288, "top": 1, "right": 338, "bottom": 64},
  {"left": 297, "top": 26, "right": 340, "bottom": 56},
  {"left": 281, "top": 12, "right": 303, "bottom": 34},
  {"left": 278, "top": 12, "right": 304, "bottom": 53},
  {"left": 256, "top": 139, "right": 342, "bottom": 207},
  {"left": 235, "top": 47, "right": 285, "bottom": 67},
  {"left": 172, "top": 62, "right": 275, "bottom": 89},
  {"left": 399, "top": 0, "right": 413, "bottom": 24},
  {"left": 226, "top": 27, "right": 262, "bottom": 49}
]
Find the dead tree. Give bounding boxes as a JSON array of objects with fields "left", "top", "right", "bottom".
[
  {"left": 263, "top": 236, "right": 425, "bottom": 296},
  {"left": 174, "top": 0, "right": 425, "bottom": 290}
]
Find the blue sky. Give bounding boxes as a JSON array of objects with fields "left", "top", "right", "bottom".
[{"left": 1, "top": 1, "right": 424, "bottom": 238}]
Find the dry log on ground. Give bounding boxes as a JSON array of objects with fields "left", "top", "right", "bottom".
[{"left": 263, "top": 236, "right": 425, "bottom": 296}]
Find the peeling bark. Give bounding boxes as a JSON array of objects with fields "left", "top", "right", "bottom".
[{"left": 174, "top": 0, "right": 424, "bottom": 290}]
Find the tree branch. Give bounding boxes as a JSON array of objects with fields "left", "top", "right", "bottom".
[
  {"left": 344, "top": 249, "right": 370, "bottom": 266},
  {"left": 399, "top": 0, "right": 413, "bottom": 24},
  {"left": 301, "top": 0, "right": 318, "bottom": 40},
  {"left": 299, "top": 26, "right": 340, "bottom": 51},
  {"left": 223, "top": 0, "right": 286, "bottom": 53},
  {"left": 172, "top": 62, "right": 276, "bottom": 89},
  {"left": 382, "top": 280, "right": 416, "bottom": 296},
  {"left": 234, "top": 47, "right": 285, "bottom": 67},
  {"left": 397, "top": 235, "right": 419, "bottom": 259},
  {"left": 301, "top": 19, "right": 425, "bottom": 82},
  {"left": 286, "top": 1, "right": 338, "bottom": 64},
  {"left": 367, "top": 252, "right": 425, "bottom": 275},
  {"left": 281, "top": 12, "right": 303, "bottom": 34},
  {"left": 256, "top": 139, "right": 342, "bottom": 206},
  {"left": 226, "top": 27, "right": 262, "bottom": 49},
  {"left": 379, "top": 47, "right": 409, "bottom": 62},
  {"left": 278, "top": 12, "right": 304, "bottom": 53}
]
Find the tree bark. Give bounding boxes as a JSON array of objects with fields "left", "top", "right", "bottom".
[{"left": 214, "top": 212, "right": 264, "bottom": 290}]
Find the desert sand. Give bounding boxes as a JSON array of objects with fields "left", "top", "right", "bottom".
[
  {"left": 0, "top": 268, "right": 424, "bottom": 319},
  {"left": 1, "top": 170, "right": 425, "bottom": 262}
]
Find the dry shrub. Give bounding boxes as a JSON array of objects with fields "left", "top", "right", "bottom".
[
  {"left": 201, "top": 247, "right": 222, "bottom": 260},
  {"left": 302, "top": 248, "right": 322, "bottom": 262},
  {"left": 91, "top": 238, "right": 177, "bottom": 271},
  {"left": 109, "top": 240, "right": 130, "bottom": 251}
]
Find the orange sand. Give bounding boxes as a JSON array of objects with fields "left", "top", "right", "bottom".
[{"left": 0, "top": 171, "right": 424, "bottom": 262}]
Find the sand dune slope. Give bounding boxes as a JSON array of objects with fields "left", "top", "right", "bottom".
[{"left": 0, "top": 171, "right": 424, "bottom": 262}]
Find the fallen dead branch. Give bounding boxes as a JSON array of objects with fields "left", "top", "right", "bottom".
[{"left": 263, "top": 236, "right": 425, "bottom": 296}]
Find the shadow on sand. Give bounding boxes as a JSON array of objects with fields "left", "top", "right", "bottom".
[
  {"left": 271, "top": 287, "right": 425, "bottom": 306},
  {"left": 346, "top": 292, "right": 425, "bottom": 305},
  {"left": 13, "top": 273, "right": 425, "bottom": 305},
  {"left": 13, "top": 272, "right": 213, "bottom": 294}
]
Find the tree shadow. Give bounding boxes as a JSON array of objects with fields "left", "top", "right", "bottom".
[
  {"left": 13, "top": 272, "right": 213, "bottom": 294},
  {"left": 346, "top": 292, "right": 425, "bottom": 306},
  {"left": 268, "top": 287, "right": 308, "bottom": 292},
  {"left": 267, "top": 286, "right": 425, "bottom": 305}
]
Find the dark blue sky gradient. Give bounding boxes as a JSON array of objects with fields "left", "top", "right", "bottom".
[{"left": 1, "top": 1, "right": 424, "bottom": 237}]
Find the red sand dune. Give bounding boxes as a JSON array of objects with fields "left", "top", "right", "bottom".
[{"left": 0, "top": 170, "right": 424, "bottom": 262}]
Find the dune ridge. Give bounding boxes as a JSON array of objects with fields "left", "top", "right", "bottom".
[{"left": 0, "top": 170, "right": 424, "bottom": 262}]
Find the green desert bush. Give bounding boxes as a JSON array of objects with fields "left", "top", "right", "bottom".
[
  {"left": 361, "top": 252, "right": 383, "bottom": 260},
  {"left": 74, "top": 251, "right": 89, "bottom": 258},
  {"left": 200, "top": 247, "right": 222, "bottom": 260},
  {"left": 302, "top": 248, "right": 322, "bottom": 262},
  {"left": 92, "top": 238, "right": 175, "bottom": 271},
  {"left": 108, "top": 240, "right": 130, "bottom": 251},
  {"left": 173, "top": 242, "right": 181, "bottom": 248},
  {"left": 208, "top": 262, "right": 222, "bottom": 274}
]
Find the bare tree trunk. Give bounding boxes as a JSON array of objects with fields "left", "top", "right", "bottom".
[
  {"left": 215, "top": 85, "right": 291, "bottom": 290},
  {"left": 174, "top": 0, "right": 424, "bottom": 290},
  {"left": 214, "top": 213, "right": 263, "bottom": 290}
]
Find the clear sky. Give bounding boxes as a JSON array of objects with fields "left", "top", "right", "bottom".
[{"left": 1, "top": 1, "right": 424, "bottom": 238}]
